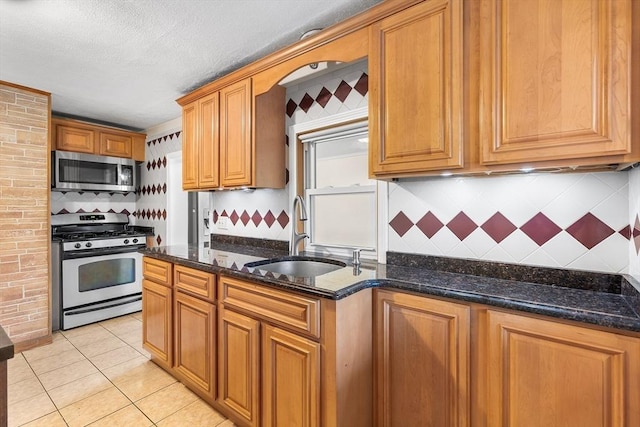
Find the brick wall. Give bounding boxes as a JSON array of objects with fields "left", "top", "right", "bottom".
[{"left": 0, "top": 81, "right": 51, "bottom": 348}]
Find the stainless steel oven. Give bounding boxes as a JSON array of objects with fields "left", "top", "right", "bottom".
[{"left": 51, "top": 213, "right": 150, "bottom": 330}]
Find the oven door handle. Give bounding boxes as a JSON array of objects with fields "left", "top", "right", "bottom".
[
  {"left": 62, "top": 245, "right": 146, "bottom": 260},
  {"left": 65, "top": 294, "right": 142, "bottom": 316}
]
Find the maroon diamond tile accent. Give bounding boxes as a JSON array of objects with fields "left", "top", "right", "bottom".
[
  {"left": 285, "top": 169, "right": 289, "bottom": 185},
  {"left": 221, "top": 210, "right": 228, "bottom": 217},
  {"left": 162, "top": 183, "right": 167, "bottom": 194},
  {"left": 390, "top": 212, "right": 414, "bottom": 237},
  {"left": 482, "top": 212, "right": 517, "bottom": 243},
  {"left": 107, "top": 209, "right": 116, "bottom": 213},
  {"left": 416, "top": 212, "right": 443, "bottom": 238},
  {"left": 92, "top": 208, "right": 101, "bottom": 213},
  {"left": 151, "top": 185, "right": 157, "bottom": 195},
  {"left": 264, "top": 210, "right": 276, "bottom": 228},
  {"left": 156, "top": 235, "right": 162, "bottom": 245},
  {"left": 146, "top": 209, "right": 151, "bottom": 219},
  {"left": 58, "top": 209, "right": 69, "bottom": 214},
  {"left": 240, "top": 210, "right": 251, "bottom": 226},
  {"left": 277, "top": 210, "right": 289, "bottom": 228},
  {"left": 447, "top": 212, "right": 478, "bottom": 241},
  {"left": 152, "top": 159, "right": 157, "bottom": 170},
  {"left": 213, "top": 210, "right": 219, "bottom": 224},
  {"left": 151, "top": 210, "right": 157, "bottom": 220},
  {"left": 285, "top": 135, "right": 289, "bottom": 146},
  {"left": 162, "top": 210, "right": 167, "bottom": 220},
  {"left": 619, "top": 225, "right": 632, "bottom": 240},
  {"left": 298, "top": 93, "right": 314, "bottom": 113},
  {"left": 77, "top": 208, "right": 86, "bottom": 213},
  {"left": 566, "top": 213, "right": 614, "bottom": 249},
  {"left": 633, "top": 215, "right": 640, "bottom": 254},
  {"left": 162, "top": 157, "right": 167, "bottom": 168},
  {"left": 354, "top": 73, "right": 368, "bottom": 96},
  {"left": 520, "top": 213, "right": 562, "bottom": 246},
  {"left": 230, "top": 210, "right": 239, "bottom": 226},
  {"left": 334, "top": 80, "right": 352, "bottom": 102},
  {"left": 121, "top": 209, "right": 130, "bottom": 216},
  {"left": 251, "top": 210, "right": 262, "bottom": 227},
  {"left": 146, "top": 162, "right": 151, "bottom": 171},
  {"left": 315, "top": 87, "right": 332, "bottom": 108},
  {"left": 286, "top": 99, "right": 297, "bottom": 117},
  {"left": 175, "top": 131, "right": 181, "bottom": 138}
]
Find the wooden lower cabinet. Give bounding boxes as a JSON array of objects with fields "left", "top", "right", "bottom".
[
  {"left": 485, "top": 310, "right": 640, "bottom": 427},
  {"left": 262, "top": 324, "right": 320, "bottom": 427},
  {"left": 374, "top": 290, "right": 470, "bottom": 427},
  {"left": 174, "top": 291, "right": 216, "bottom": 403},
  {"left": 218, "top": 306, "right": 261, "bottom": 427},
  {"left": 142, "top": 279, "right": 172, "bottom": 369}
]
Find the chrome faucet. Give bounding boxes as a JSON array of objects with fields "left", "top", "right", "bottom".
[{"left": 290, "top": 195, "right": 309, "bottom": 256}]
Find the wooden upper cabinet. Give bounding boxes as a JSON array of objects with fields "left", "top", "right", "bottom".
[
  {"left": 52, "top": 117, "right": 146, "bottom": 161},
  {"left": 55, "top": 125, "right": 95, "bottom": 154},
  {"left": 182, "top": 101, "right": 198, "bottom": 190},
  {"left": 369, "top": 0, "right": 464, "bottom": 177},
  {"left": 485, "top": 310, "right": 640, "bottom": 427},
  {"left": 220, "top": 79, "right": 252, "bottom": 187},
  {"left": 99, "top": 132, "right": 132, "bottom": 158},
  {"left": 477, "top": 0, "right": 634, "bottom": 165},
  {"left": 182, "top": 93, "right": 219, "bottom": 190}
]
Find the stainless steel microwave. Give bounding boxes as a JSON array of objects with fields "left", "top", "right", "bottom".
[{"left": 52, "top": 151, "right": 137, "bottom": 193}]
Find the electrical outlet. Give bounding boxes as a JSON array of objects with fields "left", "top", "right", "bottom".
[{"left": 218, "top": 216, "right": 228, "bottom": 230}]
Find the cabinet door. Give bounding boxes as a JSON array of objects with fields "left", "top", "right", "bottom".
[
  {"left": 99, "top": 132, "right": 132, "bottom": 158},
  {"left": 55, "top": 125, "right": 95, "bottom": 154},
  {"left": 174, "top": 291, "right": 216, "bottom": 402},
  {"left": 198, "top": 92, "right": 220, "bottom": 188},
  {"left": 220, "top": 79, "right": 252, "bottom": 187},
  {"left": 375, "top": 290, "right": 470, "bottom": 427},
  {"left": 486, "top": 310, "right": 640, "bottom": 427},
  {"left": 218, "top": 306, "right": 260, "bottom": 427},
  {"left": 262, "top": 324, "right": 320, "bottom": 427},
  {"left": 369, "top": 0, "right": 463, "bottom": 176},
  {"left": 477, "top": 0, "right": 633, "bottom": 165},
  {"left": 182, "top": 101, "right": 199, "bottom": 190},
  {"left": 142, "top": 279, "right": 172, "bottom": 369}
]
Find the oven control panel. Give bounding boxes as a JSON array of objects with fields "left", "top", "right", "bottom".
[{"left": 63, "top": 236, "right": 145, "bottom": 252}]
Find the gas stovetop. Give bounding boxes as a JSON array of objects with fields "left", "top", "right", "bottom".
[{"left": 51, "top": 212, "right": 148, "bottom": 251}]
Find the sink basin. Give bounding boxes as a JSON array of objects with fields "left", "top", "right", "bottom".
[{"left": 246, "top": 256, "right": 346, "bottom": 277}]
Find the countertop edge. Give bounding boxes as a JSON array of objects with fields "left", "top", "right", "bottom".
[
  {"left": 0, "top": 324, "right": 14, "bottom": 362},
  {"left": 141, "top": 249, "right": 640, "bottom": 334}
]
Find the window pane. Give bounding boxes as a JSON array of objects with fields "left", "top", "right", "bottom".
[
  {"left": 314, "top": 137, "right": 374, "bottom": 188},
  {"left": 310, "top": 192, "right": 376, "bottom": 248}
]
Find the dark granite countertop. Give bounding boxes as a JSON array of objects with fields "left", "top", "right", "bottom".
[
  {"left": 141, "top": 242, "right": 640, "bottom": 334},
  {"left": 0, "top": 324, "right": 14, "bottom": 363}
]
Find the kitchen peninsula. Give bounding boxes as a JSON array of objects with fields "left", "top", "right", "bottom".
[{"left": 141, "top": 237, "right": 640, "bottom": 427}]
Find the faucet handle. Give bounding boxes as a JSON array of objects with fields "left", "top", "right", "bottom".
[{"left": 352, "top": 247, "right": 375, "bottom": 266}]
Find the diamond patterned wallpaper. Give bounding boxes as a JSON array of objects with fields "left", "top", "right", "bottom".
[{"left": 389, "top": 172, "right": 638, "bottom": 274}]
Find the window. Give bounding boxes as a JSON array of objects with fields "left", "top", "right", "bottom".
[{"left": 301, "top": 121, "right": 377, "bottom": 254}]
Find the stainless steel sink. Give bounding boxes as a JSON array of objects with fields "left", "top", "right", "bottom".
[{"left": 246, "top": 256, "right": 346, "bottom": 277}]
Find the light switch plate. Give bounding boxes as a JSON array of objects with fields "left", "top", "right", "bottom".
[{"left": 218, "top": 216, "right": 228, "bottom": 230}]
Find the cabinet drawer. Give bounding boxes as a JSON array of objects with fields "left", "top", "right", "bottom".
[
  {"left": 143, "top": 257, "right": 172, "bottom": 286},
  {"left": 175, "top": 265, "right": 216, "bottom": 301},
  {"left": 219, "top": 276, "right": 320, "bottom": 339}
]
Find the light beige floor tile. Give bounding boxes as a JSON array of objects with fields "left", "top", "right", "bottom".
[
  {"left": 156, "top": 399, "right": 227, "bottom": 427},
  {"left": 7, "top": 392, "right": 56, "bottom": 427},
  {"left": 74, "top": 334, "right": 128, "bottom": 358},
  {"left": 59, "top": 386, "right": 130, "bottom": 427},
  {"left": 87, "top": 404, "right": 153, "bottom": 427},
  {"left": 135, "top": 382, "right": 198, "bottom": 422},
  {"left": 101, "top": 316, "right": 142, "bottom": 337},
  {"left": 115, "top": 364, "right": 177, "bottom": 402},
  {"left": 22, "top": 339, "right": 75, "bottom": 363},
  {"left": 48, "top": 372, "right": 112, "bottom": 409},
  {"left": 89, "top": 344, "right": 144, "bottom": 371},
  {"left": 65, "top": 327, "right": 114, "bottom": 348},
  {"left": 131, "top": 311, "right": 143, "bottom": 321},
  {"left": 59, "top": 322, "right": 105, "bottom": 340},
  {"left": 101, "top": 355, "right": 149, "bottom": 382},
  {"left": 28, "top": 347, "right": 86, "bottom": 375},
  {"left": 117, "top": 328, "right": 142, "bottom": 346},
  {"left": 216, "top": 420, "right": 237, "bottom": 427},
  {"left": 8, "top": 376, "right": 45, "bottom": 405},
  {"left": 22, "top": 411, "right": 68, "bottom": 427},
  {"left": 38, "top": 359, "right": 99, "bottom": 390},
  {"left": 51, "top": 331, "right": 68, "bottom": 342},
  {"left": 7, "top": 354, "right": 36, "bottom": 385}
]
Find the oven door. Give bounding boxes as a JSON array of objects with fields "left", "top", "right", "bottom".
[{"left": 61, "top": 249, "right": 142, "bottom": 309}]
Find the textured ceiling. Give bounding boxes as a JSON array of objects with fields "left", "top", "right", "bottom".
[{"left": 0, "top": 0, "right": 381, "bottom": 131}]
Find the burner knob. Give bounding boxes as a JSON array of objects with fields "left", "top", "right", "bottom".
[
  {"left": 74, "top": 243, "right": 81, "bottom": 249},
  {"left": 85, "top": 242, "right": 92, "bottom": 248},
  {"left": 124, "top": 239, "right": 130, "bottom": 244},
  {"left": 132, "top": 238, "right": 139, "bottom": 244}
]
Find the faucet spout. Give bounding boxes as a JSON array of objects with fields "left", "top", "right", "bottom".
[{"left": 290, "top": 195, "right": 309, "bottom": 256}]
